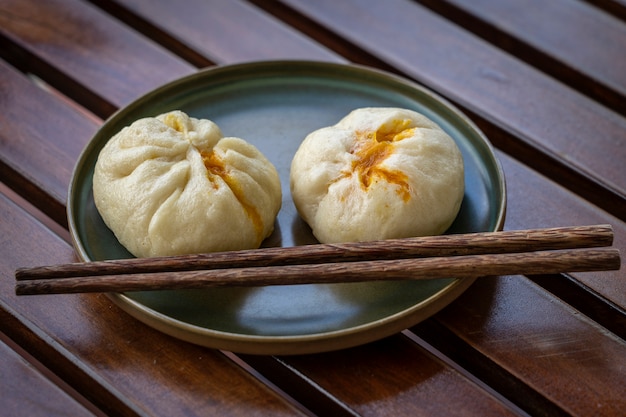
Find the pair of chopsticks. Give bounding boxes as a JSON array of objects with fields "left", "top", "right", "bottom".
[{"left": 15, "top": 225, "right": 621, "bottom": 295}]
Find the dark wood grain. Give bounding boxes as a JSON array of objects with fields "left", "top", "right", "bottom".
[
  {"left": 0, "top": 336, "right": 97, "bottom": 417},
  {"left": 424, "top": 275, "right": 626, "bottom": 416},
  {"left": 0, "top": 0, "right": 194, "bottom": 115},
  {"left": 0, "top": 60, "right": 98, "bottom": 226},
  {"left": 245, "top": 335, "right": 524, "bottom": 417},
  {"left": 90, "top": 0, "right": 342, "bottom": 65},
  {"left": 418, "top": 0, "right": 626, "bottom": 115}
]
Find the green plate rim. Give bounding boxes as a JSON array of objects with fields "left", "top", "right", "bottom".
[{"left": 67, "top": 60, "right": 506, "bottom": 355}]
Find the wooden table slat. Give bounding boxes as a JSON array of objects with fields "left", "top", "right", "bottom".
[
  {"left": 0, "top": 0, "right": 195, "bottom": 116},
  {"left": 0, "top": 59, "right": 100, "bottom": 226},
  {"left": 0, "top": 334, "right": 97, "bottom": 417},
  {"left": 418, "top": 0, "right": 626, "bottom": 115},
  {"left": 245, "top": 336, "right": 525, "bottom": 417},
  {"left": 90, "top": 0, "right": 342, "bottom": 66},
  {"left": 426, "top": 275, "right": 626, "bottom": 416}
]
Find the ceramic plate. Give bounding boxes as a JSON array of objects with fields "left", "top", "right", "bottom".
[{"left": 68, "top": 61, "right": 506, "bottom": 355}]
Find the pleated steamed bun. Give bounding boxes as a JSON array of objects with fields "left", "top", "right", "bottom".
[
  {"left": 93, "top": 110, "right": 282, "bottom": 257},
  {"left": 290, "top": 107, "right": 464, "bottom": 243}
]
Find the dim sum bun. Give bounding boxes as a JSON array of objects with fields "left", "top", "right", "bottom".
[
  {"left": 290, "top": 107, "right": 464, "bottom": 243},
  {"left": 93, "top": 110, "right": 281, "bottom": 257}
]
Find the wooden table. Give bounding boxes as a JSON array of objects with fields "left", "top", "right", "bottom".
[{"left": 1, "top": 0, "right": 624, "bottom": 416}]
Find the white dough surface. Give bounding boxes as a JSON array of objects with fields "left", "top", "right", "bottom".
[
  {"left": 290, "top": 107, "right": 464, "bottom": 243},
  {"left": 93, "top": 111, "right": 281, "bottom": 257}
]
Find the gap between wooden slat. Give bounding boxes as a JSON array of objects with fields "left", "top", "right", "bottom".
[
  {"left": 0, "top": 306, "right": 146, "bottom": 417},
  {"left": 0, "top": 182, "right": 71, "bottom": 245},
  {"left": 582, "top": 0, "right": 626, "bottom": 22},
  {"left": 0, "top": 164, "right": 68, "bottom": 230},
  {"left": 409, "top": 319, "right": 572, "bottom": 417},
  {"left": 86, "top": 0, "right": 215, "bottom": 68},
  {"left": 0, "top": 329, "right": 107, "bottom": 417},
  {"left": 0, "top": 32, "right": 117, "bottom": 120},
  {"left": 469, "top": 112, "right": 626, "bottom": 221},
  {"left": 220, "top": 351, "right": 320, "bottom": 417},
  {"left": 401, "top": 329, "right": 532, "bottom": 417},
  {"left": 527, "top": 273, "right": 626, "bottom": 341},
  {"left": 415, "top": 0, "right": 626, "bottom": 118},
  {"left": 237, "top": 353, "right": 361, "bottom": 417},
  {"left": 28, "top": 74, "right": 102, "bottom": 127}
]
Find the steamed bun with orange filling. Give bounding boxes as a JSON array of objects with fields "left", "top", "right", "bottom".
[
  {"left": 93, "top": 110, "right": 281, "bottom": 257},
  {"left": 290, "top": 107, "right": 464, "bottom": 243}
]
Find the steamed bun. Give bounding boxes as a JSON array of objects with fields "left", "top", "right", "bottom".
[
  {"left": 93, "top": 110, "right": 281, "bottom": 257},
  {"left": 290, "top": 107, "right": 464, "bottom": 243}
]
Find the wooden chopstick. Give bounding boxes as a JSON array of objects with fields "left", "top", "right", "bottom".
[
  {"left": 15, "top": 248, "right": 620, "bottom": 295},
  {"left": 16, "top": 225, "right": 615, "bottom": 279},
  {"left": 14, "top": 225, "right": 620, "bottom": 295}
]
